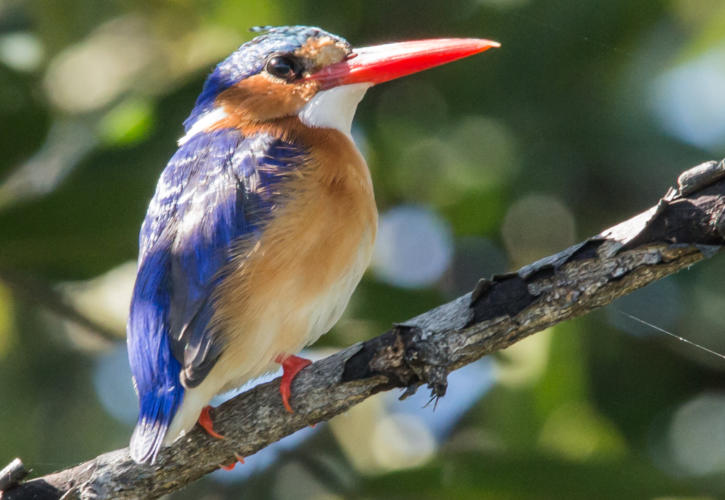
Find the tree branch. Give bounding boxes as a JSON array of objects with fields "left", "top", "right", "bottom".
[{"left": 3, "top": 159, "right": 725, "bottom": 500}]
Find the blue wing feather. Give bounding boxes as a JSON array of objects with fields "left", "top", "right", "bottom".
[{"left": 127, "top": 128, "right": 304, "bottom": 463}]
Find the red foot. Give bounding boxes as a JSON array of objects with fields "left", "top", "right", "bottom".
[
  {"left": 220, "top": 453, "right": 245, "bottom": 470},
  {"left": 198, "top": 405, "right": 225, "bottom": 439},
  {"left": 198, "top": 406, "right": 246, "bottom": 470},
  {"left": 275, "top": 354, "right": 312, "bottom": 413}
]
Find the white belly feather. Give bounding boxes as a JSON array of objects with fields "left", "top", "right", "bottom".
[{"left": 303, "top": 227, "right": 374, "bottom": 346}]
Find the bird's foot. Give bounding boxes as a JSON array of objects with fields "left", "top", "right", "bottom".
[
  {"left": 220, "top": 453, "right": 245, "bottom": 470},
  {"left": 198, "top": 407, "right": 247, "bottom": 470},
  {"left": 275, "top": 354, "right": 312, "bottom": 413},
  {"left": 198, "top": 405, "right": 225, "bottom": 439}
]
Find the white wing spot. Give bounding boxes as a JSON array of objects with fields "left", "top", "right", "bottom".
[{"left": 178, "top": 107, "right": 229, "bottom": 146}]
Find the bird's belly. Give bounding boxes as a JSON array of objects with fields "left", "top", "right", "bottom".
[
  {"left": 301, "top": 227, "right": 374, "bottom": 346},
  {"left": 211, "top": 221, "right": 375, "bottom": 391},
  {"left": 251, "top": 224, "right": 374, "bottom": 359}
]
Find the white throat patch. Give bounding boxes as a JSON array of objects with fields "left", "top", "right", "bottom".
[{"left": 298, "top": 82, "right": 371, "bottom": 136}]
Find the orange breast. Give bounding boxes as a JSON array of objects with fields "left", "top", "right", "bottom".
[{"left": 208, "top": 119, "right": 377, "bottom": 386}]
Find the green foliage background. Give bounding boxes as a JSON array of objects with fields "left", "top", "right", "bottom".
[{"left": 2, "top": 0, "right": 725, "bottom": 498}]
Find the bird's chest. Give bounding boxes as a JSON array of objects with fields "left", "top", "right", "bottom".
[
  {"left": 217, "top": 166, "right": 376, "bottom": 348},
  {"left": 214, "top": 125, "right": 377, "bottom": 358},
  {"left": 268, "top": 176, "right": 377, "bottom": 345}
]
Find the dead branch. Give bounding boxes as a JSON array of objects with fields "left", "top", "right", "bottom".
[{"left": 2, "top": 159, "right": 725, "bottom": 500}]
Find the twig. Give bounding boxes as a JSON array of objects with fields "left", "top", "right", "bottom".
[{"left": 2, "top": 159, "right": 725, "bottom": 500}]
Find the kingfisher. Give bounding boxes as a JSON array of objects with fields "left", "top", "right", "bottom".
[{"left": 127, "top": 25, "right": 498, "bottom": 465}]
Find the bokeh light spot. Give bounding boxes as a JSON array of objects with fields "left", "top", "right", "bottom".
[
  {"left": 538, "top": 402, "right": 627, "bottom": 461},
  {"left": 99, "top": 98, "right": 155, "bottom": 147},
  {"left": 372, "top": 413, "right": 436, "bottom": 470},
  {"left": 668, "top": 392, "right": 725, "bottom": 476},
  {"left": 44, "top": 16, "right": 157, "bottom": 113},
  {"left": 391, "top": 116, "right": 518, "bottom": 207},
  {"left": 372, "top": 205, "right": 453, "bottom": 288},
  {"left": 60, "top": 261, "right": 136, "bottom": 340},
  {"left": 495, "top": 327, "right": 552, "bottom": 387},
  {"left": 0, "top": 32, "right": 44, "bottom": 72},
  {"left": 93, "top": 343, "right": 137, "bottom": 425},
  {"left": 651, "top": 43, "right": 725, "bottom": 151},
  {"left": 501, "top": 194, "right": 576, "bottom": 266}
]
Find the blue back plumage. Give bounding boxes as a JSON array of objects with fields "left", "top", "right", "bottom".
[{"left": 127, "top": 127, "right": 304, "bottom": 463}]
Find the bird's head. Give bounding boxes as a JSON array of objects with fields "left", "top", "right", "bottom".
[{"left": 181, "top": 25, "right": 499, "bottom": 142}]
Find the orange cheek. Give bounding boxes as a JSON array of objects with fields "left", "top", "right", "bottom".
[{"left": 215, "top": 73, "right": 319, "bottom": 123}]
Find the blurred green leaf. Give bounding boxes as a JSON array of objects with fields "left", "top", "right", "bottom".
[
  {"left": 98, "top": 97, "right": 155, "bottom": 147},
  {"left": 360, "top": 452, "right": 701, "bottom": 500}
]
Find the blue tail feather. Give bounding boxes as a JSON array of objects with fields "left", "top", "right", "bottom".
[
  {"left": 128, "top": 248, "right": 185, "bottom": 464},
  {"left": 130, "top": 383, "right": 184, "bottom": 463}
]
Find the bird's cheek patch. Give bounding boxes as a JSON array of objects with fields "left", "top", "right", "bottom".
[{"left": 216, "top": 74, "right": 319, "bottom": 123}]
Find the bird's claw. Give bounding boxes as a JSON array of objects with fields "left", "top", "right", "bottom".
[
  {"left": 275, "top": 354, "right": 312, "bottom": 413},
  {"left": 198, "top": 405, "right": 225, "bottom": 439},
  {"left": 220, "top": 453, "right": 245, "bottom": 470}
]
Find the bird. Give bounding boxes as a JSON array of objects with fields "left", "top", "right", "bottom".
[{"left": 126, "top": 25, "right": 499, "bottom": 465}]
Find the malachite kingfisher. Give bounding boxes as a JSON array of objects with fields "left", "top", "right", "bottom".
[{"left": 127, "top": 25, "right": 498, "bottom": 464}]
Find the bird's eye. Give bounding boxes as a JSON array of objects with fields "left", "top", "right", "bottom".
[{"left": 265, "top": 55, "right": 303, "bottom": 81}]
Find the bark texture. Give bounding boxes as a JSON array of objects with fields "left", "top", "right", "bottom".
[{"left": 3, "top": 159, "right": 725, "bottom": 500}]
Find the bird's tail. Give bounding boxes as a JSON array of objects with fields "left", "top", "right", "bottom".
[{"left": 130, "top": 385, "right": 184, "bottom": 464}]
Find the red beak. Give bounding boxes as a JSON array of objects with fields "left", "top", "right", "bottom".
[{"left": 308, "top": 38, "right": 499, "bottom": 89}]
